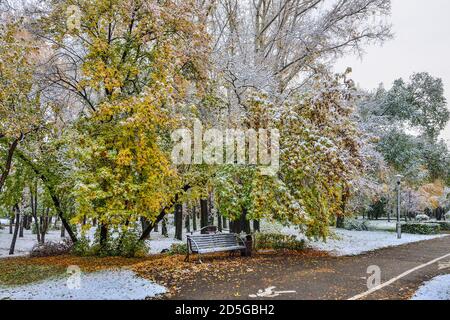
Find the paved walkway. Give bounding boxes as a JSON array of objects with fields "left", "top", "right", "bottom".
[{"left": 170, "top": 236, "right": 450, "bottom": 300}]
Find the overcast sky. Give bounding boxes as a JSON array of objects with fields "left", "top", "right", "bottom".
[{"left": 335, "top": 0, "right": 450, "bottom": 145}]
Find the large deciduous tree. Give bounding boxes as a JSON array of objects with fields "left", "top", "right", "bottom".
[
  {"left": 36, "top": 0, "right": 210, "bottom": 244},
  {"left": 0, "top": 22, "right": 41, "bottom": 193}
]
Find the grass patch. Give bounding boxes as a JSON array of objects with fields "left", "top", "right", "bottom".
[
  {"left": 0, "top": 255, "right": 156, "bottom": 287},
  {"left": 0, "top": 261, "right": 65, "bottom": 286}
]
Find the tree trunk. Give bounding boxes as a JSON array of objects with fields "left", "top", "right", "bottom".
[
  {"left": 39, "top": 208, "right": 50, "bottom": 244},
  {"left": 208, "top": 193, "right": 215, "bottom": 225},
  {"left": 19, "top": 214, "right": 24, "bottom": 238},
  {"left": 217, "top": 211, "right": 222, "bottom": 232},
  {"left": 200, "top": 199, "right": 209, "bottom": 232},
  {"left": 140, "top": 217, "right": 150, "bottom": 239},
  {"left": 230, "top": 219, "right": 241, "bottom": 234},
  {"left": 93, "top": 218, "right": 97, "bottom": 226},
  {"left": 16, "top": 151, "right": 78, "bottom": 243},
  {"left": 253, "top": 220, "right": 260, "bottom": 232},
  {"left": 192, "top": 206, "right": 197, "bottom": 231},
  {"left": 336, "top": 216, "right": 345, "bottom": 229},
  {"left": 185, "top": 212, "right": 190, "bottom": 234},
  {"left": 26, "top": 215, "right": 32, "bottom": 230},
  {"left": 0, "top": 137, "right": 20, "bottom": 194},
  {"left": 9, "top": 216, "right": 13, "bottom": 234},
  {"left": 174, "top": 203, "right": 183, "bottom": 241},
  {"left": 138, "top": 185, "right": 191, "bottom": 241},
  {"left": 240, "top": 208, "right": 251, "bottom": 234},
  {"left": 99, "top": 224, "right": 108, "bottom": 246},
  {"left": 31, "top": 185, "right": 40, "bottom": 243},
  {"left": 32, "top": 214, "right": 40, "bottom": 243},
  {"left": 162, "top": 218, "right": 168, "bottom": 237},
  {"left": 60, "top": 223, "right": 65, "bottom": 238},
  {"left": 9, "top": 206, "right": 20, "bottom": 255},
  {"left": 140, "top": 208, "right": 167, "bottom": 241}
]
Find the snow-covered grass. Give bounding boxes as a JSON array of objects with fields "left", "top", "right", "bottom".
[
  {"left": 411, "top": 275, "right": 450, "bottom": 300},
  {"left": 281, "top": 227, "right": 447, "bottom": 256},
  {"left": 146, "top": 232, "right": 183, "bottom": 254},
  {"left": 0, "top": 269, "right": 166, "bottom": 300},
  {"left": 365, "top": 220, "right": 397, "bottom": 232},
  {"left": 0, "top": 227, "right": 65, "bottom": 258}
]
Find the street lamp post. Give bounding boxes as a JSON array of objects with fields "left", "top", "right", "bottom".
[{"left": 395, "top": 175, "right": 403, "bottom": 239}]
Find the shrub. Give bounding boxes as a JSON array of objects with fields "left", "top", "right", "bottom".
[
  {"left": 342, "top": 219, "right": 368, "bottom": 231},
  {"left": 401, "top": 223, "right": 440, "bottom": 235},
  {"left": 415, "top": 214, "right": 430, "bottom": 222},
  {"left": 72, "top": 231, "right": 149, "bottom": 258},
  {"left": 425, "top": 221, "right": 450, "bottom": 231},
  {"left": 30, "top": 239, "right": 73, "bottom": 258},
  {"left": 168, "top": 243, "right": 188, "bottom": 255},
  {"left": 111, "top": 230, "right": 149, "bottom": 258},
  {"left": 71, "top": 236, "right": 93, "bottom": 257},
  {"left": 255, "top": 233, "right": 305, "bottom": 251}
]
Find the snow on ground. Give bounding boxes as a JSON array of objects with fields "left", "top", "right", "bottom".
[
  {"left": 365, "top": 220, "right": 397, "bottom": 232},
  {"left": 411, "top": 275, "right": 450, "bottom": 300},
  {"left": 281, "top": 227, "right": 447, "bottom": 256},
  {"left": 0, "top": 218, "right": 186, "bottom": 257},
  {"left": 146, "top": 232, "right": 183, "bottom": 254},
  {"left": 0, "top": 269, "right": 166, "bottom": 300},
  {"left": 0, "top": 227, "right": 65, "bottom": 258}
]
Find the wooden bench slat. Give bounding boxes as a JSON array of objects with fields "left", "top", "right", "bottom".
[{"left": 186, "top": 233, "right": 247, "bottom": 262}]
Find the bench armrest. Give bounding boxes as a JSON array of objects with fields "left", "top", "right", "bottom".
[
  {"left": 187, "top": 236, "right": 201, "bottom": 252},
  {"left": 234, "top": 234, "right": 247, "bottom": 247}
]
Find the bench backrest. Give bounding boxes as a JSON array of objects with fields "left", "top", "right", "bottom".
[{"left": 187, "top": 233, "right": 241, "bottom": 250}]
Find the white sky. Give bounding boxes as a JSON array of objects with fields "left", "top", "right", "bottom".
[{"left": 335, "top": 0, "right": 450, "bottom": 146}]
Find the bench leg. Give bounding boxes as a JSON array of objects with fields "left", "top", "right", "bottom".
[{"left": 184, "top": 250, "right": 190, "bottom": 262}]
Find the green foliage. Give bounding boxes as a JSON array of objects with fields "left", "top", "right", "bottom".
[
  {"left": 71, "top": 237, "right": 92, "bottom": 257},
  {"left": 72, "top": 231, "right": 149, "bottom": 258},
  {"left": 255, "top": 233, "right": 305, "bottom": 251},
  {"left": 168, "top": 243, "right": 188, "bottom": 255},
  {"left": 215, "top": 74, "right": 363, "bottom": 241},
  {"left": 367, "top": 198, "right": 388, "bottom": 219},
  {"left": 401, "top": 222, "right": 440, "bottom": 235},
  {"left": 382, "top": 73, "right": 449, "bottom": 140},
  {"left": 424, "top": 221, "right": 450, "bottom": 231},
  {"left": 377, "top": 130, "right": 423, "bottom": 176},
  {"left": 342, "top": 219, "right": 369, "bottom": 231}
]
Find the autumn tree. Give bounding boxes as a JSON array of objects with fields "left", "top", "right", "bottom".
[
  {"left": 34, "top": 0, "right": 210, "bottom": 247},
  {"left": 0, "top": 22, "right": 41, "bottom": 193}
]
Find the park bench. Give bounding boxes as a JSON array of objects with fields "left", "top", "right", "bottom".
[{"left": 185, "top": 233, "right": 247, "bottom": 263}]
